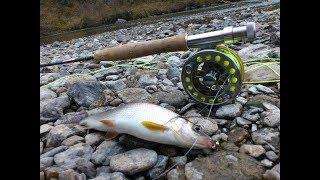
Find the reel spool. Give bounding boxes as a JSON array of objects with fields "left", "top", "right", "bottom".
[{"left": 181, "top": 45, "right": 244, "bottom": 106}]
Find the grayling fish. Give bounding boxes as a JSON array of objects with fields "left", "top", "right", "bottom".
[{"left": 80, "top": 103, "right": 215, "bottom": 149}]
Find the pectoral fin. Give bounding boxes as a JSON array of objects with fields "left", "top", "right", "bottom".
[
  {"left": 100, "top": 119, "right": 115, "bottom": 128},
  {"left": 141, "top": 121, "right": 167, "bottom": 132},
  {"left": 105, "top": 131, "right": 119, "bottom": 140}
]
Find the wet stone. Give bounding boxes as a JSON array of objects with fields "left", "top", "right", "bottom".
[
  {"left": 261, "top": 159, "right": 273, "bottom": 167},
  {"left": 220, "top": 142, "right": 239, "bottom": 152},
  {"left": 54, "top": 143, "right": 93, "bottom": 169},
  {"left": 239, "top": 144, "right": 266, "bottom": 157},
  {"left": 61, "top": 135, "right": 84, "bottom": 146},
  {"left": 236, "top": 117, "right": 252, "bottom": 126},
  {"left": 169, "top": 156, "right": 187, "bottom": 166},
  {"left": 146, "top": 155, "right": 169, "bottom": 179},
  {"left": 40, "top": 124, "right": 53, "bottom": 135},
  {"left": 92, "top": 172, "right": 128, "bottom": 180},
  {"left": 227, "top": 127, "right": 249, "bottom": 145},
  {"left": 117, "top": 88, "right": 159, "bottom": 104},
  {"left": 153, "top": 90, "right": 188, "bottom": 108},
  {"left": 91, "top": 140, "right": 125, "bottom": 166},
  {"left": 96, "top": 166, "right": 112, "bottom": 176},
  {"left": 40, "top": 146, "right": 68, "bottom": 158},
  {"left": 59, "top": 169, "right": 86, "bottom": 180},
  {"left": 85, "top": 132, "right": 104, "bottom": 146},
  {"left": 104, "top": 78, "right": 127, "bottom": 91},
  {"left": 167, "top": 166, "right": 186, "bottom": 180},
  {"left": 44, "top": 166, "right": 65, "bottom": 180},
  {"left": 67, "top": 80, "right": 106, "bottom": 108},
  {"left": 215, "top": 103, "right": 242, "bottom": 119},
  {"left": 46, "top": 124, "right": 76, "bottom": 147},
  {"left": 266, "top": 151, "right": 279, "bottom": 162},
  {"left": 76, "top": 158, "right": 97, "bottom": 178},
  {"left": 110, "top": 148, "right": 158, "bottom": 175}
]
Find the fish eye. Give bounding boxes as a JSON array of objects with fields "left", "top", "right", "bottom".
[{"left": 193, "top": 124, "right": 202, "bottom": 132}]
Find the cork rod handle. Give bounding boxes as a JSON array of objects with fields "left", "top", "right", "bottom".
[{"left": 93, "top": 34, "right": 188, "bottom": 62}]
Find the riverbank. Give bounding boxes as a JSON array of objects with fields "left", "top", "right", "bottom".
[
  {"left": 40, "top": 1, "right": 280, "bottom": 179},
  {"left": 40, "top": 0, "right": 232, "bottom": 36}
]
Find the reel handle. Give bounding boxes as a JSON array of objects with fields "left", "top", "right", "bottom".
[{"left": 93, "top": 34, "right": 188, "bottom": 62}]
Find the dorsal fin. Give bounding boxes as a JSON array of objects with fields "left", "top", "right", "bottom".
[{"left": 141, "top": 121, "right": 167, "bottom": 132}]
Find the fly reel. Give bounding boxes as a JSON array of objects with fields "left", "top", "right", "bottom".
[{"left": 181, "top": 45, "right": 244, "bottom": 106}]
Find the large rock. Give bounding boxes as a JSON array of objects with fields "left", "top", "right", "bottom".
[
  {"left": 244, "top": 63, "right": 280, "bottom": 83},
  {"left": 266, "top": 151, "right": 279, "bottom": 162},
  {"left": 40, "top": 73, "right": 61, "bottom": 86},
  {"left": 44, "top": 166, "right": 65, "bottom": 180},
  {"left": 55, "top": 110, "right": 88, "bottom": 125},
  {"left": 40, "top": 124, "right": 53, "bottom": 135},
  {"left": 59, "top": 169, "right": 86, "bottom": 180},
  {"left": 40, "top": 157, "right": 54, "bottom": 169},
  {"left": 46, "top": 124, "right": 76, "bottom": 147},
  {"left": 239, "top": 144, "right": 266, "bottom": 157},
  {"left": 263, "top": 163, "right": 280, "bottom": 180},
  {"left": 41, "top": 73, "right": 96, "bottom": 90},
  {"left": 167, "top": 55, "right": 182, "bottom": 67},
  {"left": 238, "top": 44, "right": 277, "bottom": 60},
  {"left": 93, "top": 67, "right": 120, "bottom": 80},
  {"left": 96, "top": 166, "right": 112, "bottom": 176},
  {"left": 110, "top": 148, "right": 158, "bottom": 175},
  {"left": 40, "top": 95, "right": 70, "bottom": 124},
  {"left": 227, "top": 127, "right": 249, "bottom": 145},
  {"left": 184, "top": 151, "right": 265, "bottom": 179},
  {"left": 61, "top": 135, "right": 84, "bottom": 146},
  {"left": 215, "top": 103, "right": 242, "bottom": 119},
  {"left": 117, "top": 88, "right": 158, "bottom": 104},
  {"left": 167, "top": 166, "right": 186, "bottom": 180},
  {"left": 153, "top": 90, "right": 188, "bottom": 108},
  {"left": 67, "top": 80, "right": 106, "bottom": 108},
  {"left": 147, "top": 155, "right": 169, "bottom": 179},
  {"left": 91, "top": 172, "right": 128, "bottom": 180},
  {"left": 54, "top": 143, "right": 93, "bottom": 169},
  {"left": 76, "top": 158, "right": 97, "bottom": 178},
  {"left": 138, "top": 74, "right": 158, "bottom": 87},
  {"left": 167, "top": 66, "right": 181, "bottom": 79},
  {"left": 169, "top": 156, "right": 187, "bottom": 167},
  {"left": 220, "top": 142, "right": 239, "bottom": 152},
  {"left": 85, "top": 132, "right": 104, "bottom": 146},
  {"left": 252, "top": 128, "right": 280, "bottom": 150},
  {"left": 104, "top": 78, "right": 127, "bottom": 91},
  {"left": 40, "top": 88, "right": 57, "bottom": 101},
  {"left": 41, "top": 146, "right": 69, "bottom": 160},
  {"left": 247, "top": 94, "right": 280, "bottom": 108},
  {"left": 242, "top": 107, "right": 263, "bottom": 122},
  {"left": 91, "top": 140, "right": 125, "bottom": 165},
  {"left": 261, "top": 106, "right": 280, "bottom": 127}
]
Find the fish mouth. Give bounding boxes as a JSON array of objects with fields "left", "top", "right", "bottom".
[{"left": 197, "top": 136, "right": 216, "bottom": 149}]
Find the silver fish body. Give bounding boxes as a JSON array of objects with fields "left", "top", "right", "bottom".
[{"left": 80, "top": 103, "right": 214, "bottom": 149}]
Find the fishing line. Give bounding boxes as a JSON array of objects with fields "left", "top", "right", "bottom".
[
  {"left": 207, "top": 74, "right": 231, "bottom": 118},
  {"left": 152, "top": 136, "right": 200, "bottom": 180}
]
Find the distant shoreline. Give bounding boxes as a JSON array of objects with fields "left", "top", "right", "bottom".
[{"left": 40, "top": 0, "right": 279, "bottom": 45}]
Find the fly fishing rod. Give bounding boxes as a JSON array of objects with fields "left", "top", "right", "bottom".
[{"left": 41, "top": 22, "right": 256, "bottom": 106}]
